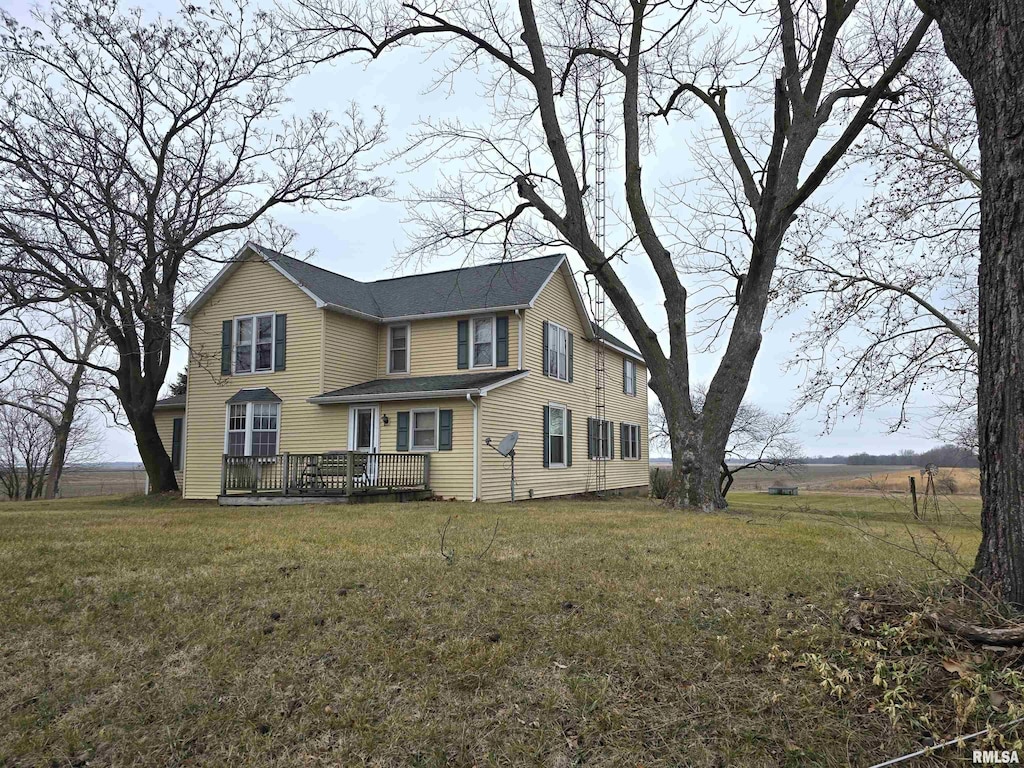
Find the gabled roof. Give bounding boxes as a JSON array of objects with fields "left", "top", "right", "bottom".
[
  {"left": 309, "top": 370, "right": 528, "bottom": 404},
  {"left": 180, "top": 243, "right": 585, "bottom": 330},
  {"left": 154, "top": 392, "right": 186, "bottom": 410}
]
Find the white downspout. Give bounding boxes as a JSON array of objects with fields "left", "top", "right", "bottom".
[
  {"left": 467, "top": 392, "right": 479, "bottom": 502},
  {"left": 515, "top": 309, "right": 524, "bottom": 369}
]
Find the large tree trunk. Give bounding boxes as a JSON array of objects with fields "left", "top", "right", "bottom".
[
  {"left": 926, "top": 0, "right": 1024, "bottom": 603},
  {"left": 43, "top": 360, "right": 87, "bottom": 499},
  {"left": 658, "top": 395, "right": 729, "bottom": 511},
  {"left": 130, "top": 406, "right": 178, "bottom": 494}
]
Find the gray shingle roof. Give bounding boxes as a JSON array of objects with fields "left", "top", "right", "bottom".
[
  {"left": 591, "top": 322, "right": 642, "bottom": 359},
  {"left": 251, "top": 243, "right": 564, "bottom": 320},
  {"left": 226, "top": 387, "right": 282, "bottom": 404},
  {"left": 310, "top": 370, "right": 526, "bottom": 402},
  {"left": 154, "top": 392, "right": 186, "bottom": 410}
]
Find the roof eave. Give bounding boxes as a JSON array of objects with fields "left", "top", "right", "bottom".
[{"left": 308, "top": 388, "right": 481, "bottom": 404}]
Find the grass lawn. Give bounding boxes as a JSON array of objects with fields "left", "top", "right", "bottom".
[{"left": 0, "top": 492, "right": 984, "bottom": 766}]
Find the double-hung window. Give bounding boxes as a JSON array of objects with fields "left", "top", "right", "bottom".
[
  {"left": 548, "top": 404, "right": 566, "bottom": 467},
  {"left": 546, "top": 322, "right": 569, "bottom": 381},
  {"left": 624, "top": 359, "right": 637, "bottom": 396},
  {"left": 592, "top": 419, "right": 613, "bottom": 460},
  {"left": 471, "top": 316, "right": 494, "bottom": 368},
  {"left": 388, "top": 324, "right": 409, "bottom": 374},
  {"left": 622, "top": 423, "right": 641, "bottom": 460},
  {"left": 225, "top": 401, "right": 280, "bottom": 456},
  {"left": 412, "top": 409, "right": 438, "bottom": 451},
  {"left": 234, "top": 313, "right": 274, "bottom": 374}
]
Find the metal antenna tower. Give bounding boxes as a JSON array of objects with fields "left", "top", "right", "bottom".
[{"left": 592, "top": 72, "right": 608, "bottom": 496}]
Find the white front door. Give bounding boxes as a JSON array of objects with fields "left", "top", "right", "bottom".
[{"left": 349, "top": 405, "right": 379, "bottom": 485}]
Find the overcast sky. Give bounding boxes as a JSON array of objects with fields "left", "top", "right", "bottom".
[{"left": 6, "top": 0, "right": 950, "bottom": 462}]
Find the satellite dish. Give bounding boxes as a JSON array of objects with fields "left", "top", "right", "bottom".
[{"left": 497, "top": 432, "right": 519, "bottom": 457}]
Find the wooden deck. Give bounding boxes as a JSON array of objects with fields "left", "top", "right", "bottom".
[{"left": 219, "top": 452, "right": 431, "bottom": 505}]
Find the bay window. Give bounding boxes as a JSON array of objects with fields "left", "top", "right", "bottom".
[{"left": 225, "top": 401, "right": 280, "bottom": 456}]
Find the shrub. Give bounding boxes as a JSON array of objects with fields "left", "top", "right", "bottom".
[
  {"left": 650, "top": 467, "right": 669, "bottom": 499},
  {"left": 936, "top": 472, "right": 960, "bottom": 495}
]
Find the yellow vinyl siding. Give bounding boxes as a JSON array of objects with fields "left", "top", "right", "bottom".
[
  {"left": 479, "top": 267, "right": 648, "bottom": 501},
  {"left": 377, "top": 313, "right": 522, "bottom": 377},
  {"left": 324, "top": 310, "right": 379, "bottom": 390},
  {"left": 154, "top": 408, "right": 185, "bottom": 487},
  {"left": 375, "top": 398, "right": 475, "bottom": 499},
  {"left": 183, "top": 257, "right": 350, "bottom": 499}
]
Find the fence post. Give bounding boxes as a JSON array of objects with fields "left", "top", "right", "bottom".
[
  {"left": 282, "top": 453, "right": 290, "bottom": 496},
  {"left": 220, "top": 454, "right": 227, "bottom": 497},
  {"left": 422, "top": 453, "right": 431, "bottom": 488},
  {"left": 909, "top": 476, "right": 919, "bottom": 519},
  {"left": 251, "top": 458, "right": 258, "bottom": 495},
  {"left": 346, "top": 451, "right": 355, "bottom": 495}
]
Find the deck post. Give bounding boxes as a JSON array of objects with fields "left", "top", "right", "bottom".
[
  {"left": 346, "top": 451, "right": 355, "bottom": 495},
  {"left": 282, "top": 453, "right": 290, "bottom": 496},
  {"left": 422, "top": 453, "right": 431, "bottom": 489},
  {"left": 220, "top": 454, "right": 227, "bottom": 497}
]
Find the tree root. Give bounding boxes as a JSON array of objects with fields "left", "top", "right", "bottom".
[{"left": 926, "top": 611, "right": 1024, "bottom": 646}]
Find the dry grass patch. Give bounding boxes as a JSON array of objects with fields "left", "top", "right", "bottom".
[{"left": 0, "top": 492, "right": 991, "bottom": 766}]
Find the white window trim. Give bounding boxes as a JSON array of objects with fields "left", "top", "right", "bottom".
[
  {"left": 591, "top": 418, "right": 613, "bottom": 461},
  {"left": 622, "top": 422, "right": 641, "bottom": 460},
  {"left": 546, "top": 321, "right": 570, "bottom": 382},
  {"left": 469, "top": 315, "right": 496, "bottom": 370},
  {"left": 223, "top": 400, "right": 281, "bottom": 456},
  {"left": 624, "top": 359, "right": 637, "bottom": 396},
  {"left": 386, "top": 323, "right": 411, "bottom": 375},
  {"left": 410, "top": 407, "right": 439, "bottom": 452},
  {"left": 547, "top": 402, "right": 567, "bottom": 469},
  {"left": 232, "top": 312, "right": 276, "bottom": 375}
]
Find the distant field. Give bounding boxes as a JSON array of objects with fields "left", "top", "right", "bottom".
[
  {"left": 649, "top": 461, "right": 981, "bottom": 495},
  {"left": 58, "top": 469, "right": 147, "bottom": 498},
  {"left": 0, "top": 469, "right": 148, "bottom": 501}
]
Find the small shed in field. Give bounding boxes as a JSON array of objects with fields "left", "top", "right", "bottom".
[{"left": 768, "top": 485, "right": 799, "bottom": 496}]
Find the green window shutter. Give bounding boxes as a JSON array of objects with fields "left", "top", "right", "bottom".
[
  {"left": 396, "top": 411, "right": 410, "bottom": 451},
  {"left": 542, "top": 406, "right": 550, "bottom": 467},
  {"left": 171, "top": 417, "right": 183, "bottom": 471},
  {"left": 638, "top": 425, "right": 642, "bottom": 460},
  {"left": 623, "top": 359, "right": 628, "bottom": 394},
  {"left": 609, "top": 421, "right": 614, "bottom": 460},
  {"left": 632, "top": 361, "right": 638, "bottom": 395},
  {"left": 568, "top": 332, "right": 574, "bottom": 382},
  {"left": 541, "top": 320, "right": 549, "bottom": 376},
  {"left": 495, "top": 316, "right": 509, "bottom": 367},
  {"left": 620, "top": 423, "right": 626, "bottom": 460},
  {"left": 274, "top": 314, "right": 287, "bottom": 371},
  {"left": 439, "top": 409, "right": 453, "bottom": 451},
  {"left": 587, "top": 417, "right": 595, "bottom": 459},
  {"left": 457, "top": 320, "right": 469, "bottom": 369},
  {"left": 221, "top": 320, "right": 232, "bottom": 376},
  {"left": 566, "top": 409, "right": 572, "bottom": 467}
]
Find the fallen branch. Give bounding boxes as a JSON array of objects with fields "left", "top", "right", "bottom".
[{"left": 926, "top": 611, "right": 1024, "bottom": 646}]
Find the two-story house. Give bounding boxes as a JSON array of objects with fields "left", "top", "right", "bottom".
[{"left": 153, "top": 243, "right": 649, "bottom": 503}]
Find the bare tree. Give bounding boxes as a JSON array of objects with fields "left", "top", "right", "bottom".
[
  {"left": 782, "top": 36, "right": 978, "bottom": 442},
  {"left": 0, "top": 0, "right": 388, "bottom": 493},
  {"left": 292, "top": 0, "right": 931, "bottom": 509},
  {"left": 651, "top": 391, "right": 803, "bottom": 497},
  {"left": 0, "top": 305, "right": 109, "bottom": 498},
  {"left": 920, "top": 0, "right": 1024, "bottom": 605}
]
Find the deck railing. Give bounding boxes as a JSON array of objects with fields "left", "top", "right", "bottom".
[{"left": 221, "top": 452, "right": 431, "bottom": 496}]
